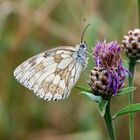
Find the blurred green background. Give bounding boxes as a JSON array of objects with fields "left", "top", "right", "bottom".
[{"left": 0, "top": 0, "right": 140, "bottom": 140}]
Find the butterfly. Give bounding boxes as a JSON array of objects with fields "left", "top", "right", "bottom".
[{"left": 13, "top": 25, "right": 90, "bottom": 101}]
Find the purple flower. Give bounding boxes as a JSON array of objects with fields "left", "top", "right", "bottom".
[
  {"left": 88, "top": 40, "right": 128, "bottom": 98},
  {"left": 94, "top": 41, "right": 121, "bottom": 69}
]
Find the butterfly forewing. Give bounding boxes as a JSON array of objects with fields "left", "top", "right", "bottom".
[{"left": 14, "top": 46, "right": 84, "bottom": 101}]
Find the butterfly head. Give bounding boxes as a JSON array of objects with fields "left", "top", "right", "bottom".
[
  {"left": 80, "top": 41, "right": 87, "bottom": 49},
  {"left": 76, "top": 41, "right": 87, "bottom": 52},
  {"left": 78, "top": 41, "right": 87, "bottom": 52}
]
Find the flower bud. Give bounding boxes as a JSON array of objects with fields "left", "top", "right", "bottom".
[{"left": 122, "top": 29, "right": 140, "bottom": 59}]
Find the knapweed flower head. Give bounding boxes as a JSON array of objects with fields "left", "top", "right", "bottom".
[
  {"left": 88, "top": 40, "right": 127, "bottom": 99},
  {"left": 122, "top": 29, "right": 140, "bottom": 60},
  {"left": 94, "top": 41, "right": 121, "bottom": 69}
]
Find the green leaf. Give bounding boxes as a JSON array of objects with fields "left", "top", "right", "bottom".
[
  {"left": 113, "top": 103, "right": 140, "bottom": 119},
  {"left": 98, "top": 100, "right": 108, "bottom": 117},
  {"left": 80, "top": 91, "right": 102, "bottom": 103},
  {"left": 117, "top": 87, "right": 136, "bottom": 96},
  {"left": 75, "top": 85, "right": 92, "bottom": 93}
]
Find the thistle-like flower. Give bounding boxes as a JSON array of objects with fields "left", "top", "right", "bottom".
[
  {"left": 122, "top": 29, "right": 140, "bottom": 60},
  {"left": 94, "top": 41, "right": 121, "bottom": 69},
  {"left": 88, "top": 41, "right": 127, "bottom": 98}
]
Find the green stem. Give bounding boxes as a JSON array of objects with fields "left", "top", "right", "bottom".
[
  {"left": 128, "top": 59, "right": 136, "bottom": 140},
  {"left": 138, "top": 0, "right": 140, "bottom": 27},
  {"left": 104, "top": 99, "right": 116, "bottom": 140},
  {"left": 128, "top": 0, "right": 140, "bottom": 139}
]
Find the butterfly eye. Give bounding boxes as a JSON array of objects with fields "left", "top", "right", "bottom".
[{"left": 80, "top": 44, "right": 86, "bottom": 48}]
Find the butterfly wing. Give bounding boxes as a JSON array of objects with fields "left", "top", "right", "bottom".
[{"left": 14, "top": 46, "right": 83, "bottom": 101}]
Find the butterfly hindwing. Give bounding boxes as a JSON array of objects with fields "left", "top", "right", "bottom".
[{"left": 14, "top": 46, "right": 83, "bottom": 101}]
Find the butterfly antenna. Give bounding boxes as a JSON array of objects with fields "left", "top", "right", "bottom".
[{"left": 81, "top": 24, "right": 91, "bottom": 43}]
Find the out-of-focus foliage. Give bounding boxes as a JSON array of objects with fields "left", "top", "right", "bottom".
[{"left": 0, "top": 0, "right": 140, "bottom": 140}]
